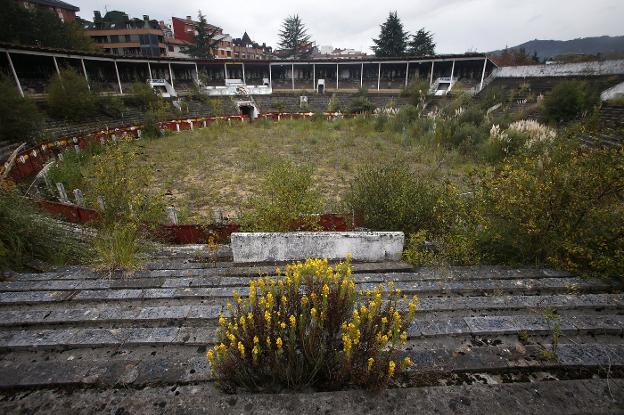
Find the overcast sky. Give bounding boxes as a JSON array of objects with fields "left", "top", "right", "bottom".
[{"left": 75, "top": 0, "right": 623, "bottom": 53}]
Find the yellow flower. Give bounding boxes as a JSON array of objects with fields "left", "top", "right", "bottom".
[
  {"left": 310, "top": 308, "right": 317, "bottom": 319},
  {"left": 266, "top": 336, "right": 271, "bottom": 347},
  {"left": 237, "top": 342, "right": 245, "bottom": 358},
  {"left": 388, "top": 360, "right": 396, "bottom": 377},
  {"left": 253, "top": 336, "right": 259, "bottom": 344},
  {"left": 301, "top": 295, "right": 309, "bottom": 306},
  {"left": 381, "top": 317, "right": 388, "bottom": 325},
  {"left": 218, "top": 315, "right": 226, "bottom": 326},
  {"left": 280, "top": 322, "right": 286, "bottom": 329},
  {"left": 403, "top": 357, "right": 413, "bottom": 367},
  {"left": 264, "top": 311, "right": 271, "bottom": 324},
  {"left": 206, "top": 350, "right": 215, "bottom": 363},
  {"left": 400, "top": 331, "right": 408, "bottom": 343},
  {"left": 367, "top": 358, "right": 374, "bottom": 371},
  {"left": 322, "top": 284, "right": 330, "bottom": 297},
  {"left": 289, "top": 314, "right": 297, "bottom": 327},
  {"left": 276, "top": 337, "right": 283, "bottom": 349}
]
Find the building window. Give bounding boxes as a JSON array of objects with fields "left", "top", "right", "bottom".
[
  {"left": 168, "top": 45, "right": 174, "bottom": 52},
  {"left": 125, "top": 34, "right": 131, "bottom": 42},
  {"left": 227, "top": 51, "right": 231, "bottom": 57}
]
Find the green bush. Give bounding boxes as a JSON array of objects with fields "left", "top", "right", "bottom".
[
  {"left": 346, "top": 163, "right": 441, "bottom": 235},
  {"left": 46, "top": 142, "right": 101, "bottom": 194},
  {"left": 97, "top": 95, "right": 124, "bottom": 118},
  {"left": 327, "top": 94, "right": 340, "bottom": 112},
  {"left": 403, "top": 141, "right": 624, "bottom": 278},
  {"left": 208, "top": 258, "right": 418, "bottom": 391},
  {"left": 47, "top": 68, "right": 97, "bottom": 121},
  {"left": 126, "top": 82, "right": 161, "bottom": 110},
  {"left": 0, "top": 186, "right": 81, "bottom": 270},
  {"left": 84, "top": 139, "right": 164, "bottom": 272},
  {"left": 438, "top": 121, "right": 489, "bottom": 152},
  {"left": 0, "top": 76, "right": 42, "bottom": 143},
  {"left": 240, "top": 159, "right": 322, "bottom": 231},
  {"left": 401, "top": 79, "right": 430, "bottom": 107},
  {"left": 84, "top": 139, "right": 164, "bottom": 228},
  {"left": 476, "top": 143, "right": 624, "bottom": 277},
  {"left": 542, "top": 81, "right": 599, "bottom": 124},
  {"left": 348, "top": 94, "right": 375, "bottom": 114},
  {"left": 391, "top": 104, "right": 421, "bottom": 132}
]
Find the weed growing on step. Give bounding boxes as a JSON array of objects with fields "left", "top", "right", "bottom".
[
  {"left": 208, "top": 258, "right": 418, "bottom": 392},
  {"left": 540, "top": 307, "right": 561, "bottom": 362}
]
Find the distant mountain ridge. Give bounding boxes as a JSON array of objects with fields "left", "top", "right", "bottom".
[{"left": 491, "top": 35, "right": 624, "bottom": 60}]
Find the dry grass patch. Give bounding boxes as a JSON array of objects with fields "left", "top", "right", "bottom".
[{"left": 133, "top": 118, "right": 469, "bottom": 222}]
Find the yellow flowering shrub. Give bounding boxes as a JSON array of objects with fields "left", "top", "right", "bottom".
[{"left": 208, "top": 257, "right": 418, "bottom": 391}]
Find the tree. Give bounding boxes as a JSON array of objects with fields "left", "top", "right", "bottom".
[
  {"left": 181, "top": 11, "right": 220, "bottom": 59},
  {"left": 0, "top": 76, "right": 42, "bottom": 143},
  {"left": 0, "top": 0, "right": 91, "bottom": 50},
  {"left": 407, "top": 28, "right": 435, "bottom": 56},
  {"left": 372, "top": 11, "right": 408, "bottom": 57},
  {"left": 278, "top": 15, "right": 314, "bottom": 59}
]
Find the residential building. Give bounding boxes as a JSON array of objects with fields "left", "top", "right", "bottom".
[
  {"left": 16, "top": 0, "right": 79, "bottom": 22},
  {"left": 232, "top": 32, "right": 272, "bottom": 60},
  {"left": 83, "top": 11, "right": 166, "bottom": 57},
  {"left": 171, "top": 16, "right": 271, "bottom": 60}
]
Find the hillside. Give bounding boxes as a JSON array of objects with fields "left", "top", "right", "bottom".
[{"left": 492, "top": 35, "right": 624, "bottom": 60}]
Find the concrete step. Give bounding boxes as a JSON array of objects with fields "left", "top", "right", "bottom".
[
  {"left": 1, "top": 377, "right": 621, "bottom": 414},
  {"left": 0, "top": 294, "right": 620, "bottom": 328},
  {"left": 1, "top": 313, "right": 622, "bottom": 351},
  {"left": 0, "top": 276, "right": 615, "bottom": 306},
  {"left": 0, "top": 342, "right": 621, "bottom": 389}
]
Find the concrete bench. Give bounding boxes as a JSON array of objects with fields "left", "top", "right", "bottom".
[{"left": 230, "top": 231, "right": 404, "bottom": 263}]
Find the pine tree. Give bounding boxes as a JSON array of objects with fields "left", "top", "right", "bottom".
[
  {"left": 181, "top": 11, "right": 219, "bottom": 59},
  {"left": 371, "top": 11, "right": 408, "bottom": 57},
  {"left": 407, "top": 28, "right": 435, "bottom": 57},
  {"left": 278, "top": 15, "right": 313, "bottom": 59}
]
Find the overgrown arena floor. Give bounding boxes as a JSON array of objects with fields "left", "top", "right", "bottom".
[
  {"left": 133, "top": 118, "right": 471, "bottom": 222},
  {"left": 0, "top": 246, "right": 623, "bottom": 413}
]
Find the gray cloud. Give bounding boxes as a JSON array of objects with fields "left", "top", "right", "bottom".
[{"left": 77, "top": 0, "right": 623, "bottom": 53}]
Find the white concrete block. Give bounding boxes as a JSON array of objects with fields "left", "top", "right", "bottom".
[{"left": 230, "top": 232, "right": 405, "bottom": 263}]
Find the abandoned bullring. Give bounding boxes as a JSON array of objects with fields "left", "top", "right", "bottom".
[{"left": 1, "top": 8, "right": 624, "bottom": 414}]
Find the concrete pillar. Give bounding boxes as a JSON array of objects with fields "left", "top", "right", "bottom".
[
  {"left": 114, "top": 60, "right": 123, "bottom": 94},
  {"left": 405, "top": 62, "right": 410, "bottom": 87},
  {"left": 147, "top": 62, "right": 152, "bottom": 80},
  {"left": 336, "top": 63, "right": 339, "bottom": 90},
  {"left": 269, "top": 64, "right": 272, "bottom": 88},
  {"left": 194, "top": 63, "right": 199, "bottom": 83},
  {"left": 52, "top": 56, "right": 60, "bottom": 75},
  {"left": 6, "top": 52, "right": 23, "bottom": 97},
  {"left": 360, "top": 63, "right": 363, "bottom": 88},
  {"left": 291, "top": 63, "right": 295, "bottom": 90},
  {"left": 312, "top": 63, "right": 315, "bottom": 90},
  {"left": 479, "top": 58, "right": 488, "bottom": 91},
  {"left": 168, "top": 63, "right": 174, "bottom": 88},
  {"left": 429, "top": 61, "right": 435, "bottom": 86},
  {"left": 224, "top": 63, "right": 228, "bottom": 80},
  {"left": 242, "top": 62, "right": 246, "bottom": 84},
  {"left": 450, "top": 60, "right": 455, "bottom": 81},
  {"left": 377, "top": 63, "right": 381, "bottom": 91},
  {"left": 81, "top": 59, "right": 90, "bottom": 90}
]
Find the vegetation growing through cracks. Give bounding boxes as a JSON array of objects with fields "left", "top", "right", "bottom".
[{"left": 208, "top": 257, "right": 418, "bottom": 391}]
